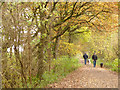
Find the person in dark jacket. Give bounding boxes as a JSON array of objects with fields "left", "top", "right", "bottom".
[
  {"left": 83, "top": 53, "right": 88, "bottom": 65},
  {"left": 92, "top": 53, "right": 98, "bottom": 67}
]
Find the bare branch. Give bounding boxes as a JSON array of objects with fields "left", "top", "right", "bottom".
[
  {"left": 51, "top": 0, "right": 59, "bottom": 12},
  {"left": 52, "top": 26, "right": 70, "bottom": 40},
  {"left": 54, "top": 3, "right": 91, "bottom": 27},
  {"left": 44, "top": 1, "right": 49, "bottom": 8}
]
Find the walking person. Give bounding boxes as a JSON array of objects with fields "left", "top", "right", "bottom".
[
  {"left": 83, "top": 53, "right": 88, "bottom": 65},
  {"left": 92, "top": 52, "right": 98, "bottom": 67}
]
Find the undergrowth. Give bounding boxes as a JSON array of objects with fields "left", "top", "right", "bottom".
[{"left": 30, "top": 56, "right": 82, "bottom": 88}]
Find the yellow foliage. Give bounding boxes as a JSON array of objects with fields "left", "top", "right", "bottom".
[{"left": 58, "top": 41, "right": 80, "bottom": 56}]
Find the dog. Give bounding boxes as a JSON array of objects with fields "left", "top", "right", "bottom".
[
  {"left": 100, "top": 63, "right": 103, "bottom": 68},
  {"left": 88, "top": 59, "right": 91, "bottom": 64}
]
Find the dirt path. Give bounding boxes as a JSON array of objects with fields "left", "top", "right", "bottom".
[{"left": 47, "top": 64, "right": 118, "bottom": 88}]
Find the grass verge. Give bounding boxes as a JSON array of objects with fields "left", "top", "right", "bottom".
[
  {"left": 95, "top": 58, "right": 118, "bottom": 72},
  {"left": 31, "top": 56, "right": 82, "bottom": 88}
]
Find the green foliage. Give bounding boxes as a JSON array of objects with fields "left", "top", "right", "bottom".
[
  {"left": 19, "top": 56, "right": 82, "bottom": 88},
  {"left": 97, "top": 58, "right": 118, "bottom": 72},
  {"left": 40, "top": 56, "right": 81, "bottom": 88},
  {"left": 111, "top": 58, "right": 118, "bottom": 72},
  {"left": 52, "top": 56, "right": 81, "bottom": 73},
  {"left": 2, "top": 56, "right": 23, "bottom": 88},
  {"left": 42, "top": 33, "right": 47, "bottom": 38}
]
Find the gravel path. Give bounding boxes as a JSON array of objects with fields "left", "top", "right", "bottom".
[{"left": 47, "top": 64, "right": 118, "bottom": 88}]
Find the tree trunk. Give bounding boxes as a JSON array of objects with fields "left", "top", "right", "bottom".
[
  {"left": 2, "top": 44, "right": 8, "bottom": 79},
  {"left": 37, "top": 21, "right": 45, "bottom": 80},
  {"left": 53, "top": 36, "right": 60, "bottom": 59},
  {"left": 37, "top": 5, "right": 47, "bottom": 80},
  {"left": 10, "top": 47, "right": 12, "bottom": 58},
  {"left": 47, "top": 27, "right": 52, "bottom": 72},
  {"left": 27, "top": 26, "right": 32, "bottom": 84},
  {"left": 68, "top": 31, "right": 72, "bottom": 58},
  {"left": 37, "top": 32, "right": 45, "bottom": 80},
  {"left": 14, "top": 45, "right": 27, "bottom": 88}
]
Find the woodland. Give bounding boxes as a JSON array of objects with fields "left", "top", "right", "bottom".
[{"left": 1, "top": 2, "right": 118, "bottom": 88}]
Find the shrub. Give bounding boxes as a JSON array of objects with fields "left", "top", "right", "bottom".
[{"left": 39, "top": 56, "right": 82, "bottom": 88}]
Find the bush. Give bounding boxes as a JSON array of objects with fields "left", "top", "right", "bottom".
[
  {"left": 111, "top": 58, "right": 118, "bottom": 72},
  {"left": 103, "top": 58, "right": 118, "bottom": 72},
  {"left": 39, "top": 56, "right": 82, "bottom": 88}
]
